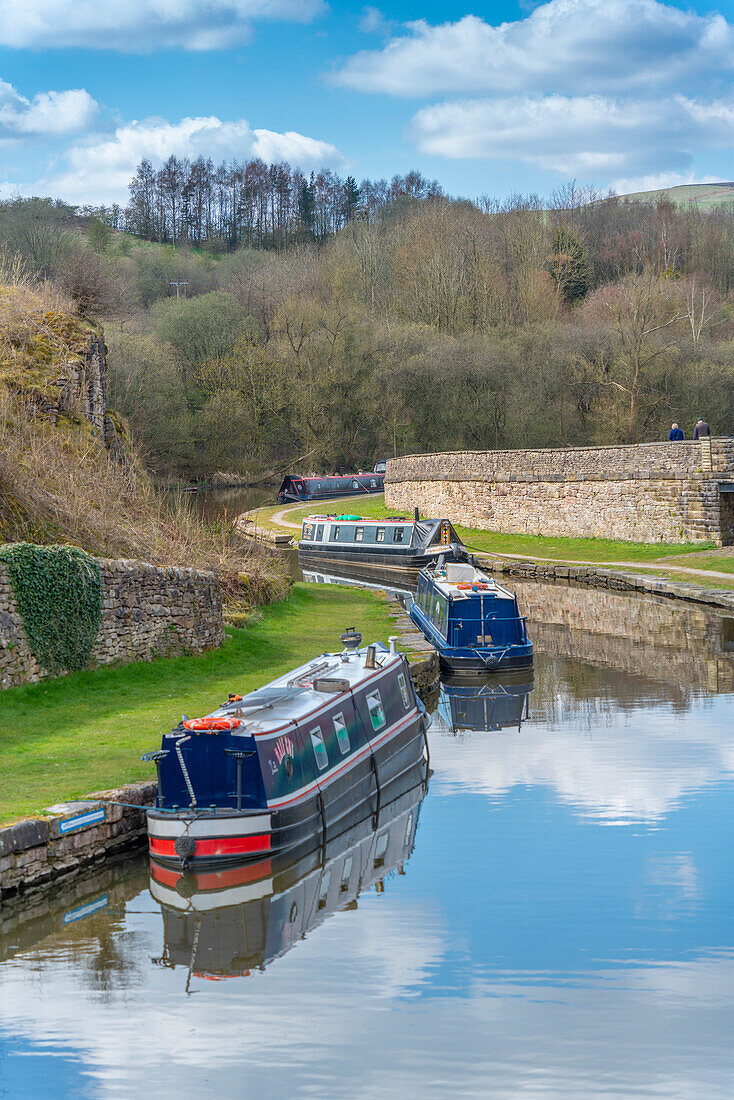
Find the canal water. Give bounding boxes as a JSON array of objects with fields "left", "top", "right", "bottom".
[{"left": 3, "top": 563, "right": 734, "bottom": 1096}]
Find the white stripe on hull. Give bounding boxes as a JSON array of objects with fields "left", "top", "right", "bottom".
[
  {"left": 150, "top": 877, "right": 275, "bottom": 911},
  {"left": 147, "top": 813, "right": 272, "bottom": 838}
]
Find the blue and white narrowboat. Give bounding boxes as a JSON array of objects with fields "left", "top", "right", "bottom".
[
  {"left": 410, "top": 561, "right": 533, "bottom": 674},
  {"left": 298, "top": 512, "right": 469, "bottom": 572},
  {"left": 144, "top": 632, "right": 429, "bottom": 869},
  {"left": 277, "top": 464, "right": 385, "bottom": 504}
]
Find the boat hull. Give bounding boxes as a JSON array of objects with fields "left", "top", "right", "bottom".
[
  {"left": 298, "top": 546, "right": 465, "bottom": 572},
  {"left": 147, "top": 709, "right": 428, "bottom": 870}
]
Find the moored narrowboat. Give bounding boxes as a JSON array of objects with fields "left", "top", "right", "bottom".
[
  {"left": 410, "top": 561, "right": 533, "bottom": 674},
  {"left": 143, "top": 632, "right": 429, "bottom": 870},
  {"left": 277, "top": 465, "right": 385, "bottom": 504},
  {"left": 298, "top": 512, "right": 469, "bottom": 572}
]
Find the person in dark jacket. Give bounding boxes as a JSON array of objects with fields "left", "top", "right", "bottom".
[
  {"left": 693, "top": 419, "right": 711, "bottom": 439},
  {"left": 668, "top": 423, "right": 684, "bottom": 441}
]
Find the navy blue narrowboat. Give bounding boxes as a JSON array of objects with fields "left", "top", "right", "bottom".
[
  {"left": 410, "top": 561, "right": 533, "bottom": 674},
  {"left": 277, "top": 465, "right": 385, "bottom": 504},
  {"left": 149, "top": 776, "right": 427, "bottom": 981},
  {"left": 299, "top": 513, "right": 469, "bottom": 572},
  {"left": 144, "top": 632, "right": 429, "bottom": 870}
]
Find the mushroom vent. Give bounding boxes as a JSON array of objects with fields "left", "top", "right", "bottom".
[{"left": 340, "top": 627, "right": 363, "bottom": 651}]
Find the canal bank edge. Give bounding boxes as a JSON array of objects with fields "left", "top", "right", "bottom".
[
  {"left": 0, "top": 781, "right": 155, "bottom": 900},
  {"left": 478, "top": 557, "right": 734, "bottom": 611}
]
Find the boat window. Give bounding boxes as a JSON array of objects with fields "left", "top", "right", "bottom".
[
  {"left": 393, "top": 527, "right": 404, "bottom": 543},
  {"left": 366, "top": 690, "right": 386, "bottom": 731},
  {"left": 316, "top": 524, "right": 324, "bottom": 540},
  {"left": 318, "top": 870, "right": 331, "bottom": 909},
  {"left": 374, "top": 831, "right": 389, "bottom": 869},
  {"left": 352, "top": 480, "right": 359, "bottom": 489},
  {"left": 303, "top": 522, "right": 314, "bottom": 540},
  {"left": 376, "top": 527, "right": 385, "bottom": 542},
  {"left": 310, "top": 726, "right": 329, "bottom": 770},
  {"left": 432, "top": 593, "right": 449, "bottom": 636},
  {"left": 340, "top": 855, "right": 353, "bottom": 893},
  {"left": 355, "top": 526, "right": 364, "bottom": 542},
  {"left": 331, "top": 525, "right": 340, "bottom": 541},
  {"left": 333, "top": 711, "right": 350, "bottom": 754},
  {"left": 398, "top": 673, "right": 410, "bottom": 709},
  {"left": 370, "top": 479, "right": 377, "bottom": 488}
]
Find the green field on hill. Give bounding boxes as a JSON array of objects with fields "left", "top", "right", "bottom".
[{"left": 620, "top": 182, "right": 734, "bottom": 210}]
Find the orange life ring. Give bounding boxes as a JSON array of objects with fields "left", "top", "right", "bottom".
[
  {"left": 456, "top": 582, "right": 472, "bottom": 590},
  {"left": 183, "top": 717, "right": 242, "bottom": 732}
]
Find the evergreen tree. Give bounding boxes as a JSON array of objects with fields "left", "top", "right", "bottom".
[{"left": 548, "top": 225, "right": 591, "bottom": 303}]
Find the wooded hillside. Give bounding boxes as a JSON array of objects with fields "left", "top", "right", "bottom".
[{"left": 1, "top": 165, "right": 733, "bottom": 480}]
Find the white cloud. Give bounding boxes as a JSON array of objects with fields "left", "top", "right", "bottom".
[
  {"left": 0, "top": 78, "right": 98, "bottom": 138},
  {"left": 333, "top": 0, "right": 734, "bottom": 97},
  {"left": 411, "top": 93, "right": 734, "bottom": 179},
  {"left": 0, "top": 0, "right": 326, "bottom": 51},
  {"left": 2, "top": 114, "right": 346, "bottom": 205}
]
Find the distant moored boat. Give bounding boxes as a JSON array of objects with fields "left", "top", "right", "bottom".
[{"left": 277, "top": 462, "right": 385, "bottom": 504}]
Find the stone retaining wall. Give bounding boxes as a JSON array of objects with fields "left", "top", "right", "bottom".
[
  {"left": 0, "top": 556, "right": 224, "bottom": 689},
  {"left": 386, "top": 439, "right": 734, "bottom": 544},
  {"left": 0, "top": 781, "right": 155, "bottom": 899}
]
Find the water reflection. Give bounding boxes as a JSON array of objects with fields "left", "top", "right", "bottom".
[
  {"left": 150, "top": 778, "right": 426, "bottom": 986},
  {"left": 3, "top": 576, "right": 734, "bottom": 1096}
]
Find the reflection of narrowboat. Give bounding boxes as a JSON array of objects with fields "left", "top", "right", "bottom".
[
  {"left": 277, "top": 465, "right": 385, "bottom": 504},
  {"left": 149, "top": 777, "right": 427, "bottom": 981},
  {"left": 438, "top": 674, "right": 534, "bottom": 733},
  {"left": 299, "top": 512, "right": 469, "bottom": 572},
  {"left": 144, "top": 632, "right": 429, "bottom": 870},
  {"left": 410, "top": 561, "right": 533, "bottom": 674}
]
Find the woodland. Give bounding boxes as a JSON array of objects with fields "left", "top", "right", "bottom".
[{"left": 1, "top": 159, "right": 733, "bottom": 481}]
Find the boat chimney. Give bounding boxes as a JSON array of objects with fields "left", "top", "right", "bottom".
[
  {"left": 364, "top": 645, "right": 377, "bottom": 669},
  {"left": 389, "top": 636, "right": 398, "bottom": 656},
  {"left": 414, "top": 506, "right": 419, "bottom": 522}
]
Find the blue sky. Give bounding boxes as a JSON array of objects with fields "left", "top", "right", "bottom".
[{"left": 0, "top": 0, "right": 732, "bottom": 206}]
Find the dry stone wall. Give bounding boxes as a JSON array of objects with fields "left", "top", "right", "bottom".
[
  {"left": 0, "top": 557, "right": 224, "bottom": 689},
  {"left": 385, "top": 439, "right": 734, "bottom": 544}
]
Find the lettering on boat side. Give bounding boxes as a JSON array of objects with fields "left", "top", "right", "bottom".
[
  {"left": 58, "top": 807, "right": 106, "bottom": 834},
  {"left": 63, "top": 894, "right": 109, "bottom": 925}
]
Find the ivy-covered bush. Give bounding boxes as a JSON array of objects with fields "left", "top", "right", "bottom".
[{"left": 0, "top": 542, "right": 102, "bottom": 673}]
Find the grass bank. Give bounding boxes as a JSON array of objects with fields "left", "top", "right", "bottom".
[
  {"left": 251, "top": 494, "right": 718, "bottom": 565},
  {"left": 0, "top": 583, "right": 402, "bottom": 826}
]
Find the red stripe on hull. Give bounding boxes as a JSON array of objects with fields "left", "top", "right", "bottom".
[
  {"left": 150, "top": 859, "right": 273, "bottom": 889},
  {"left": 149, "top": 834, "right": 271, "bottom": 859}
]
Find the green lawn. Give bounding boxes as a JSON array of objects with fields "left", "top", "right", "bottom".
[
  {"left": 254, "top": 494, "right": 717, "bottom": 564},
  {"left": 0, "top": 584, "right": 402, "bottom": 826}
]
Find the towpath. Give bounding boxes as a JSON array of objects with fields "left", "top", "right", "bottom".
[{"left": 261, "top": 506, "right": 734, "bottom": 583}]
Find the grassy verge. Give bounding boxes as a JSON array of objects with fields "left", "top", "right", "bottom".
[
  {"left": 0, "top": 583, "right": 403, "bottom": 826},
  {"left": 251, "top": 494, "right": 717, "bottom": 564}
]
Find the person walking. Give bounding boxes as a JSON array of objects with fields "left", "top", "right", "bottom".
[
  {"left": 693, "top": 418, "right": 711, "bottom": 440},
  {"left": 668, "top": 423, "right": 684, "bottom": 441}
]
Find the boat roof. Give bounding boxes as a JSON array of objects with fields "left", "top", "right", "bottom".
[
  {"left": 421, "top": 562, "right": 516, "bottom": 600},
  {"left": 187, "top": 645, "right": 403, "bottom": 737},
  {"left": 304, "top": 514, "right": 412, "bottom": 523}
]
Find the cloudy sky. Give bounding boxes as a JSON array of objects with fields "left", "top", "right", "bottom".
[{"left": 0, "top": 0, "right": 732, "bottom": 205}]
